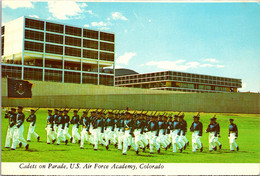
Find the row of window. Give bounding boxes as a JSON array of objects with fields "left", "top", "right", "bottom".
[
  {"left": 2, "top": 65, "right": 114, "bottom": 85},
  {"left": 25, "top": 18, "right": 114, "bottom": 42}
]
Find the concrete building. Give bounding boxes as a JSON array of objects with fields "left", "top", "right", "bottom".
[
  {"left": 1, "top": 16, "right": 115, "bottom": 86},
  {"left": 115, "top": 70, "right": 242, "bottom": 93}
]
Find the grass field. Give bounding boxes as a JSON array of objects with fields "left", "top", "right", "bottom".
[{"left": 1, "top": 108, "right": 260, "bottom": 163}]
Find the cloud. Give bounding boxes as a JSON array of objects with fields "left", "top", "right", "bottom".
[
  {"left": 216, "top": 65, "right": 225, "bottom": 68},
  {"left": 204, "top": 58, "right": 219, "bottom": 63},
  {"left": 148, "top": 19, "right": 152, "bottom": 23},
  {"left": 117, "top": 52, "right": 136, "bottom": 65},
  {"left": 86, "top": 10, "right": 94, "bottom": 15},
  {"left": 29, "top": 15, "right": 39, "bottom": 19},
  {"left": 239, "top": 82, "right": 247, "bottom": 91},
  {"left": 84, "top": 24, "right": 90, "bottom": 28},
  {"left": 3, "top": 1, "right": 34, "bottom": 9},
  {"left": 111, "top": 12, "right": 128, "bottom": 21},
  {"left": 47, "top": 1, "right": 87, "bottom": 20},
  {"left": 200, "top": 64, "right": 213, "bottom": 67},
  {"left": 91, "top": 21, "right": 112, "bottom": 27}
]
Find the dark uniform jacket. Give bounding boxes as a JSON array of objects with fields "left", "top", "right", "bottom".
[
  {"left": 134, "top": 119, "right": 146, "bottom": 134},
  {"left": 190, "top": 121, "right": 203, "bottom": 136},
  {"left": 70, "top": 115, "right": 80, "bottom": 128},
  {"left": 26, "top": 114, "right": 36, "bottom": 126},
  {"left": 63, "top": 115, "right": 70, "bottom": 128},
  {"left": 46, "top": 115, "right": 54, "bottom": 129},
  {"left": 206, "top": 123, "right": 218, "bottom": 137},
  {"left": 116, "top": 118, "right": 125, "bottom": 130},
  {"left": 56, "top": 115, "right": 65, "bottom": 129},
  {"left": 16, "top": 112, "right": 25, "bottom": 128},
  {"left": 229, "top": 123, "right": 238, "bottom": 137},
  {"left": 179, "top": 120, "right": 187, "bottom": 135},
  {"left": 5, "top": 112, "right": 16, "bottom": 128},
  {"left": 92, "top": 117, "right": 104, "bottom": 133},
  {"left": 123, "top": 119, "right": 134, "bottom": 134},
  {"left": 170, "top": 120, "right": 181, "bottom": 136},
  {"left": 81, "top": 116, "right": 91, "bottom": 131},
  {"left": 215, "top": 122, "right": 220, "bottom": 136},
  {"left": 158, "top": 121, "right": 168, "bottom": 135},
  {"left": 53, "top": 113, "right": 59, "bottom": 125},
  {"left": 147, "top": 121, "right": 159, "bottom": 136},
  {"left": 105, "top": 117, "right": 115, "bottom": 131},
  {"left": 166, "top": 120, "right": 173, "bottom": 134}
]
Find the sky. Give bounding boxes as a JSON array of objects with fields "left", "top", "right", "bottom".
[{"left": 2, "top": 1, "right": 260, "bottom": 92}]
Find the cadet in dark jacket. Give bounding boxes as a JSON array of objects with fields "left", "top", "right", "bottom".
[
  {"left": 178, "top": 114, "right": 189, "bottom": 148},
  {"left": 116, "top": 112, "right": 125, "bottom": 150},
  {"left": 189, "top": 116, "right": 203, "bottom": 152},
  {"left": 133, "top": 113, "right": 147, "bottom": 152},
  {"left": 56, "top": 110, "right": 68, "bottom": 145},
  {"left": 146, "top": 115, "right": 160, "bottom": 154},
  {"left": 205, "top": 118, "right": 217, "bottom": 151},
  {"left": 80, "top": 111, "right": 92, "bottom": 149},
  {"left": 53, "top": 109, "right": 59, "bottom": 137},
  {"left": 166, "top": 116, "right": 173, "bottom": 148},
  {"left": 170, "top": 115, "right": 183, "bottom": 153},
  {"left": 70, "top": 110, "right": 81, "bottom": 143},
  {"left": 104, "top": 112, "right": 116, "bottom": 146},
  {"left": 156, "top": 115, "right": 168, "bottom": 151},
  {"left": 45, "top": 110, "right": 56, "bottom": 144},
  {"left": 213, "top": 117, "right": 222, "bottom": 149},
  {"left": 4, "top": 108, "right": 17, "bottom": 148},
  {"left": 11, "top": 106, "right": 29, "bottom": 150},
  {"left": 228, "top": 119, "right": 239, "bottom": 151},
  {"left": 26, "top": 109, "right": 40, "bottom": 142},
  {"left": 63, "top": 110, "right": 72, "bottom": 142}
]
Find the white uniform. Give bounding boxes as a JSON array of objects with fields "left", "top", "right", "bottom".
[
  {"left": 4, "top": 112, "right": 16, "bottom": 148},
  {"left": 57, "top": 124, "right": 66, "bottom": 145},
  {"left": 122, "top": 129, "right": 138, "bottom": 154},
  {"left": 45, "top": 124, "right": 55, "bottom": 144},
  {"left": 171, "top": 129, "right": 182, "bottom": 152},
  {"left": 192, "top": 131, "right": 202, "bottom": 152}
]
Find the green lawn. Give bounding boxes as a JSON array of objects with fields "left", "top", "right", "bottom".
[{"left": 1, "top": 108, "right": 260, "bottom": 163}]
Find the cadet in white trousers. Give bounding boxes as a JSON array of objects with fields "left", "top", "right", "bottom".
[
  {"left": 11, "top": 106, "right": 29, "bottom": 150},
  {"left": 26, "top": 109, "right": 40, "bottom": 142},
  {"left": 170, "top": 115, "right": 183, "bottom": 153},
  {"left": 213, "top": 117, "right": 222, "bottom": 149},
  {"left": 63, "top": 110, "right": 72, "bottom": 142},
  {"left": 104, "top": 112, "right": 116, "bottom": 146},
  {"left": 92, "top": 112, "right": 108, "bottom": 150},
  {"left": 56, "top": 111, "right": 68, "bottom": 145},
  {"left": 228, "top": 119, "right": 239, "bottom": 151},
  {"left": 70, "top": 110, "right": 81, "bottom": 143},
  {"left": 45, "top": 110, "right": 56, "bottom": 144},
  {"left": 53, "top": 109, "right": 59, "bottom": 138},
  {"left": 205, "top": 118, "right": 217, "bottom": 151},
  {"left": 146, "top": 115, "right": 160, "bottom": 154},
  {"left": 116, "top": 113, "right": 125, "bottom": 150},
  {"left": 189, "top": 116, "right": 203, "bottom": 152},
  {"left": 80, "top": 111, "right": 91, "bottom": 149},
  {"left": 178, "top": 114, "right": 188, "bottom": 149},
  {"left": 156, "top": 115, "right": 168, "bottom": 150},
  {"left": 4, "top": 108, "right": 17, "bottom": 148},
  {"left": 133, "top": 114, "right": 146, "bottom": 151}
]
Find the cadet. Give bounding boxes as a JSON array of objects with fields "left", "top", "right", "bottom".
[
  {"left": 170, "top": 115, "right": 183, "bottom": 153},
  {"left": 165, "top": 116, "right": 173, "bottom": 148},
  {"left": 156, "top": 115, "right": 168, "bottom": 151},
  {"left": 189, "top": 115, "right": 203, "bottom": 152},
  {"left": 4, "top": 108, "right": 17, "bottom": 148},
  {"left": 228, "top": 119, "right": 239, "bottom": 151},
  {"left": 70, "top": 110, "right": 81, "bottom": 143},
  {"left": 146, "top": 115, "right": 160, "bottom": 154},
  {"left": 122, "top": 112, "right": 138, "bottom": 155},
  {"left": 116, "top": 112, "right": 125, "bottom": 150},
  {"left": 178, "top": 113, "right": 189, "bottom": 148},
  {"left": 104, "top": 111, "right": 116, "bottom": 146},
  {"left": 63, "top": 110, "right": 72, "bottom": 142},
  {"left": 133, "top": 113, "right": 146, "bottom": 152},
  {"left": 56, "top": 110, "right": 68, "bottom": 145},
  {"left": 45, "top": 110, "right": 56, "bottom": 144},
  {"left": 213, "top": 117, "right": 222, "bottom": 149},
  {"left": 205, "top": 118, "right": 217, "bottom": 151},
  {"left": 11, "top": 106, "right": 29, "bottom": 150},
  {"left": 113, "top": 112, "right": 120, "bottom": 148},
  {"left": 92, "top": 111, "right": 108, "bottom": 150},
  {"left": 53, "top": 109, "right": 59, "bottom": 137},
  {"left": 80, "top": 111, "right": 91, "bottom": 149},
  {"left": 26, "top": 109, "right": 40, "bottom": 142}
]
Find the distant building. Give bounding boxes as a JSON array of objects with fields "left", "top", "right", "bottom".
[
  {"left": 115, "top": 70, "right": 242, "bottom": 93},
  {"left": 1, "top": 16, "right": 115, "bottom": 86}
]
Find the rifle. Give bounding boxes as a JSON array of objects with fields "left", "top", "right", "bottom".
[
  {"left": 153, "top": 111, "right": 157, "bottom": 116},
  {"left": 213, "top": 114, "right": 216, "bottom": 118},
  {"left": 177, "top": 111, "right": 182, "bottom": 116},
  {"left": 77, "top": 107, "right": 81, "bottom": 112},
  {"left": 63, "top": 107, "right": 68, "bottom": 111},
  {"left": 67, "top": 107, "right": 72, "bottom": 113},
  {"left": 163, "top": 112, "right": 166, "bottom": 116},
  {"left": 133, "top": 110, "right": 137, "bottom": 115},
  {"left": 197, "top": 112, "right": 200, "bottom": 116},
  {"left": 34, "top": 108, "right": 40, "bottom": 113}
]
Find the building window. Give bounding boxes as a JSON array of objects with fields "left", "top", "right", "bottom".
[
  {"left": 64, "top": 61, "right": 81, "bottom": 71},
  {"left": 65, "top": 36, "right": 81, "bottom": 47},
  {"left": 83, "top": 39, "right": 98, "bottom": 49},
  {"left": 45, "top": 44, "right": 63, "bottom": 55},
  {"left": 100, "top": 32, "right": 114, "bottom": 42},
  {"left": 82, "top": 73, "right": 97, "bottom": 84},
  {"left": 82, "top": 63, "right": 96, "bottom": 72},
  {"left": 1, "top": 36, "right": 4, "bottom": 56},
  {"left": 100, "top": 42, "right": 114, "bottom": 52},
  {"left": 46, "top": 22, "right": 64, "bottom": 34},
  {"left": 100, "top": 52, "right": 114, "bottom": 61},
  {"left": 24, "top": 41, "right": 44, "bottom": 52},
  {"left": 24, "top": 67, "right": 43, "bottom": 81},
  {"left": 65, "top": 47, "right": 81, "bottom": 57},
  {"left": 44, "top": 69, "right": 62, "bottom": 82},
  {"left": 83, "top": 49, "right": 98, "bottom": 59},
  {"left": 65, "top": 26, "right": 81, "bottom": 37},
  {"left": 64, "top": 71, "right": 80, "bottom": 83},
  {"left": 45, "top": 59, "right": 62, "bottom": 69},
  {"left": 25, "top": 30, "right": 44, "bottom": 41},
  {"left": 25, "top": 18, "right": 44, "bottom": 30},
  {"left": 100, "top": 74, "right": 113, "bottom": 86},
  {"left": 46, "top": 33, "right": 63, "bottom": 44},
  {"left": 24, "top": 58, "right": 43, "bottom": 67},
  {"left": 83, "top": 29, "right": 98, "bottom": 39},
  {"left": 1, "top": 65, "right": 21, "bottom": 79}
]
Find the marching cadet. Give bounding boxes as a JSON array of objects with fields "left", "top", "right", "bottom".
[
  {"left": 146, "top": 115, "right": 160, "bottom": 154},
  {"left": 70, "top": 110, "right": 81, "bottom": 144},
  {"left": 56, "top": 110, "right": 68, "bottom": 145},
  {"left": 63, "top": 110, "right": 72, "bottom": 143},
  {"left": 122, "top": 112, "right": 138, "bottom": 155},
  {"left": 11, "top": 106, "right": 29, "bottom": 150},
  {"left": 116, "top": 112, "right": 125, "bottom": 150},
  {"left": 178, "top": 113, "right": 189, "bottom": 148},
  {"left": 104, "top": 111, "right": 116, "bottom": 146},
  {"left": 53, "top": 109, "right": 59, "bottom": 137},
  {"left": 80, "top": 111, "right": 91, "bottom": 149},
  {"left": 113, "top": 111, "right": 120, "bottom": 148},
  {"left": 45, "top": 110, "right": 56, "bottom": 144},
  {"left": 165, "top": 116, "right": 173, "bottom": 148},
  {"left": 87, "top": 110, "right": 95, "bottom": 145},
  {"left": 189, "top": 115, "right": 203, "bottom": 152},
  {"left": 213, "top": 117, "right": 222, "bottom": 149},
  {"left": 133, "top": 113, "right": 146, "bottom": 152},
  {"left": 170, "top": 114, "right": 183, "bottom": 153},
  {"left": 205, "top": 118, "right": 217, "bottom": 151},
  {"left": 156, "top": 115, "right": 168, "bottom": 151},
  {"left": 4, "top": 108, "right": 17, "bottom": 148},
  {"left": 92, "top": 111, "right": 108, "bottom": 150},
  {"left": 228, "top": 119, "right": 239, "bottom": 151},
  {"left": 140, "top": 114, "right": 149, "bottom": 151},
  {"left": 26, "top": 109, "right": 40, "bottom": 142}
]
